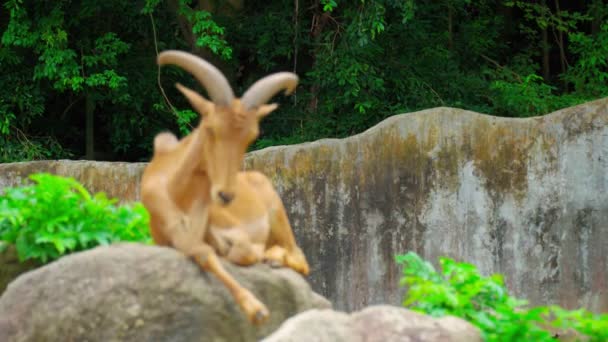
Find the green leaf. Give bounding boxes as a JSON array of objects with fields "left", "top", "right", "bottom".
[
  {"left": 396, "top": 252, "right": 608, "bottom": 341},
  {"left": 0, "top": 174, "right": 150, "bottom": 263}
]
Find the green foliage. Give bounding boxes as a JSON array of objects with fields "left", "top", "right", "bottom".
[
  {"left": 143, "top": 0, "right": 232, "bottom": 60},
  {"left": 490, "top": 74, "right": 572, "bottom": 117},
  {"left": 505, "top": 1, "right": 589, "bottom": 33},
  {"left": 2, "top": 0, "right": 138, "bottom": 160},
  {"left": 2, "top": 1, "right": 608, "bottom": 161},
  {"left": 0, "top": 135, "right": 72, "bottom": 163},
  {"left": 2, "top": 3, "right": 130, "bottom": 93},
  {"left": 563, "top": 23, "right": 608, "bottom": 99},
  {"left": 186, "top": 9, "right": 232, "bottom": 60},
  {"left": 174, "top": 109, "right": 198, "bottom": 136},
  {"left": 321, "top": 0, "right": 338, "bottom": 13},
  {"left": 396, "top": 252, "right": 608, "bottom": 341},
  {"left": 0, "top": 0, "right": 233, "bottom": 162},
  {"left": 0, "top": 173, "right": 151, "bottom": 264}
]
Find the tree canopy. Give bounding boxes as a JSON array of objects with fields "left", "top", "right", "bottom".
[{"left": 1, "top": 0, "right": 607, "bottom": 162}]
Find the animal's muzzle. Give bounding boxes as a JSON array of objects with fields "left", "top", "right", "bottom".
[{"left": 218, "top": 191, "right": 234, "bottom": 205}]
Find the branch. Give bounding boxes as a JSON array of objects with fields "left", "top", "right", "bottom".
[
  {"left": 149, "top": 12, "right": 192, "bottom": 129},
  {"left": 292, "top": 0, "right": 299, "bottom": 104},
  {"left": 60, "top": 96, "right": 84, "bottom": 120},
  {"left": 480, "top": 53, "right": 523, "bottom": 83},
  {"left": 421, "top": 80, "right": 444, "bottom": 105}
]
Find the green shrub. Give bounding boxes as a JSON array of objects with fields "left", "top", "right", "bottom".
[
  {"left": 0, "top": 173, "right": 151, "bottom": 263},
  {"left": 396, "top": 252, "right": 608, "bottom": 341}
]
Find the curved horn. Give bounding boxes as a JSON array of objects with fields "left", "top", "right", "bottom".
[
  {"left": 158, "top": 50, "right": 234, "bottom": 105},
  {"left": 241, "top": 72, "right": 299, "bottom": 110}
]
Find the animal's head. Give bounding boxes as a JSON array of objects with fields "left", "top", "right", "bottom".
[{"left": 158, "top": 50, "right": 298, "bottom": 206}]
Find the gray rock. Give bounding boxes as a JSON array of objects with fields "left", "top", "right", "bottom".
[
  {"left": 263, "top": 305, "right": 482, "bottom": 342},
  {"left": 0, "top": 243, "right": 330, "bottom": 342}
]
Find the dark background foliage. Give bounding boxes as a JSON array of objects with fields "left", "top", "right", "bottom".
[{"left": 1, "top": 0, "right": 607, "bottom": 162}]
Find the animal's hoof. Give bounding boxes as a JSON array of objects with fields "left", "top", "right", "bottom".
[
  {"left": 239, "top": 291, "right": 270, "bottom": 325},
  {"left": 253, "top": 309, "right": 269, "bottom": 325},
  {"left": 263, "top": 246, "right": 287, "bottom": 268},
  {"left": 265, "top": 259, "right": 283, "bottom": 268},
  {"left": 285, "top": 253, "right": 310, "bottom": 276},
  {"left": 299, "top": 265, "right": 310, "bottom": 276}
]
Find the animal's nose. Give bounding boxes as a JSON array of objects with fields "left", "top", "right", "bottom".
[{"left": 218, "top": 191, "right": 234, "bottom": 205}]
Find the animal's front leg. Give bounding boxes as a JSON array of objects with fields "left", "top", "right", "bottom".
[
  {"left": 263, "top": 201, "right": 310, "bottom": 276},
  {"left": 153, "top": 198, "right": 208, "bottom": 254},
  {"left": 189, "top": 244, "right": 270, "bottom": 324},
  {"left": 143, "top": 186, "right": 197, "bottom": 248},
  {"left": 172, "top": 200, "right": 209, "bottom": 254},
  {"left": 263, "top": 245, "right": 308, "bottom": 275},
  {"left": 167, "top": 129, "right": 205, "bottom": 200}
]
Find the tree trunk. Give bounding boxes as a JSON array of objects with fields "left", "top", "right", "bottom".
[
  {"left": 307, "top": 2, "right": 331, "bottom": 112},
  {"left": 590, "top": 0, "right": 602, "bottom": 36},
  {"left": 168, "top": 0, "right": 195, "bottom": 50},
  {"left": 554, "top": 0, "right": 567, "bottom": 88},
  {"left": 198, "top": 0, "right": 243, "bottom": 14},
  {"left": 499, "top": 2, "right": 514, "bottom": 38},
  {"left": 447, "top": 3, "right": 453, "bottom": 51},
  {"left": 292, "top": 0, "right": 299, "bottom": 106},
  {"left": 542, "top": 27, "right": 550, "bottom": 81},
  {"left": 541, "top": 0, "right": 550, "bottom": 81},
  {"left": 85, "top": 94, "right": 95, "bottom": 160}
]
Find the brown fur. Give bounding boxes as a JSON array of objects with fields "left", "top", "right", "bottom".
[{"left": 141, "top": 81, "right": 309, "bottom": 324}]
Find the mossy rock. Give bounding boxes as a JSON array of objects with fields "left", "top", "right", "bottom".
[{"left": 0, "top": 243, "right": 41, "bottom": 296}]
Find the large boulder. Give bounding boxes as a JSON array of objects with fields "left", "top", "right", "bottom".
[
  {"left": 0, "top": 243, "right": 330, "bottom": 342},
  {"left": 263, "top": 305, "right": 482, "bottom": 342}
]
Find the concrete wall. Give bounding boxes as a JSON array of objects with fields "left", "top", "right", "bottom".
[
  {"left": 1, "top": 98, "right": 606, "bottom": 313},
  {"left": 0, "top": 160, "right": 146, "bottom": 203}
]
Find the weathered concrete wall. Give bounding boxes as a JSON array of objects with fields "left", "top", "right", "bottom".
[
  {"left": 244, "top": 98, "right": 608, "bottom": 313},
  {"left": 0, "top": 160, "right": 146, "bottom": 203},
  {"left": 1, "top": 98, "right": 606, "bottom": 313}
]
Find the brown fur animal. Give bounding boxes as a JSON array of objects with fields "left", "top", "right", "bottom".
[{"left": 141, "top": 51, "right": 309, "bottom": 324}]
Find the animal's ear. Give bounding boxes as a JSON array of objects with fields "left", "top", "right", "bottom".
[
  {"left": 175, "top": 83, "right": 214, "bottom": 117},
  {"left": 256, "top": 103, "right": 278, "bottom": 120}
]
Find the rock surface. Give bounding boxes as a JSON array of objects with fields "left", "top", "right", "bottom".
[
  {"left": 0, "top": 160, "right": 146, "bottom": 204},
  {"left": 0, "top": 244, "right": 40, "bottom": 295},
  {"left": 263, "top": 305, "right": 482, "bottom": 342},
  {"left": 1, "top": 99, "right": 606, "bottom": 313},
  {"left": 0, "top": 243, "right": 330, "bottom": 342}
]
